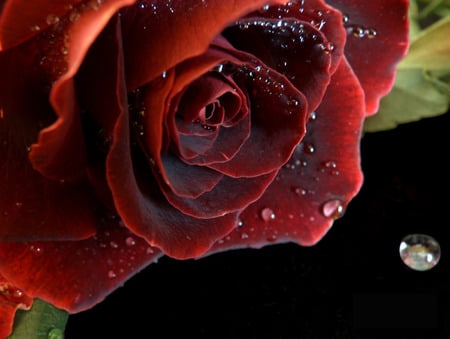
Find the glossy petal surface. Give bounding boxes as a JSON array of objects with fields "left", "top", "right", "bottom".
[
  {"left": 209, "top": 58, "right": 365, "bottom": 253},
  {"left": 326, "top": 0, "right": 409, "bottom": 114},
  {"left": 120, "top": 0, "right": 290, "bottom": 89},
  {"left": 0, "top": 210, "right": 162, "bottom": 313}
]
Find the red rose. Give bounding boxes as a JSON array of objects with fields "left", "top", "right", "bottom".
[{"left": 0, "top": 0, "right": 408, "bottom": 335}]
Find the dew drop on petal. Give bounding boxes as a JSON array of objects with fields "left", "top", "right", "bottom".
[
  {"left": 399, "top": 234, "right": 441, "bottom": 271},
  {"left": 260, "top": 207, "right": 276, "bottom": 221},
  {"left": 46, "top": 14, "right": 60, "bottom": 25},
  {"left": 29, "top": 245, "right": 44, "bottom": 256},
  {"left": 125, "top": 237, "right": 136, "bottom": 246},
  {"left": 241, "top": 232, "right": 249, "bottom": 239},
  {"left": 108, "top": 270, "right": 117, "bottom": 279},
  {"left": 321, "top": 199, "right": 344, "bottom": 219},
  {"left": 267, "top": 234, "right": 278, "bottom": 242}
]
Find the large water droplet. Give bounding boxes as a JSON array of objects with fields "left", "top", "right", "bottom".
[
  {"left": 125, "top": 237, "right": 136, "bottom": 246},
  {"left": 321, "top": 199, "right": 344, "bottom": 219},
  {"left": 260, "top": 207, "right": 276, "bottom": 221},
  {"left": 399, "top": 234, "right": 440, "bottom": 271}
]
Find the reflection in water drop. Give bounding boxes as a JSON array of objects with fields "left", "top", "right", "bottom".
[
  {"left": 399, "top": 234, "right": 441, "bottom": 271},
  {"left": 260, "top": 207, "right": 276, "bottom": 221},
  {"left": 321, "top": 199, "right": 344, "bottom": 219}
]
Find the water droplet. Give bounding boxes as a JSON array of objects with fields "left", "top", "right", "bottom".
[
  {"left": 109, "top": 241, "right": 119, "bottom": 249},
  {"left": 125, "top": 237, "right": 136, "bottom": 246},
  {"left": 13, "top": 289, "right": 24, "bottom": 298},
  {"left": 260, "top": 207, "right": 276, "bottom": 221},
  {"left": 47, "top": 328, "right": 64, "bottom": 339},
  {"left": 46, "top": 14, "right": 60, "bottom": 25},
  {"left": 304, "top": 143, "right": 315, "bottom": 154},
  {"left": 241, "top": 232, "right": 249, "bottom": 239},
  {"left": 367, "top": 28, "right": 377, "bottom": 39},
  {"left": 69, "top": 10, "right": 81, "bottom": 23},
  {"left": 29, "top": 245, "right": 44, "bottom": 256},
  {"left": 399, "top": 234, "right": 441, "bottom": 271},
  {"left": 139, "top": 1, "right": 148, "bottom": 9},
  {"left": 108, "top": 270, "right": 117, "bottom": 279},
  {"left": 30, "top": 25, "right": 41, "bottom": 32},
  {"left": 267, "top": 234, "right": 278, "bottom": 242},
  {"left": 321, "top": 199, "right": 344, "bottom": 219},
  {"left": 237, "top": 219, "right": 244, "bottom": 227},
  {"left": 293, "top": 186, "right": 307, "bottom": 196},
  {"left": 146, "top": 247, "right": 154, "bottom": 254}
]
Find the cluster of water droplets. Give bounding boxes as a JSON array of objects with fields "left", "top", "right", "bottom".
[
  {"left": 31, "top": 1, "right": 105, "bottom": 82},
  {"left": 342, "top": 13, "right": 378, "bottom": 39},
  {"left": 25, "top": 212, "right": 159, "bottom": 281},
  {"left": 128, "top": 88, "right": 147, "bottom": 139},
  {"left": 0, "top": 281, "right": 26, "bottom": 303}
]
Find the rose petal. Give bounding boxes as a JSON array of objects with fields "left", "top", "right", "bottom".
[
  {"left": 0, "top": 274, "right": 33, "bottom": 339},
  {"left": 121, "top": 0, "right": 291, "bottom": 89},
  {"left": 224, "top": 0, "right": 346, "bottom": 112},
  {"left": 206, "top": 57, "right": 308, "bottom": 178},
  {"left": 0, "top": 209, "right": 162, "bottom": 313},
  {"left": 75, "top": 17, "right": 128, "bottom": 210},
  {"left": 208, "top": 58, "right": 365, "bottom": 253},
  {"left": 28, "top": 0, "right": 135, "bottom": 181},
  {"left": 0, "top": 47, "right": 97, "bottom": 241},
  {"left": 326, "top": 0, "right": 410, "bottom": 114},
  {"left": 0, "top": 0, "right": 82, "bottom": 50},
  {"left": 161, "top": 167, "right": 278, "bottom": 219},
  {"left": 161, "top": 152, "right": 224, "bottom": 199},
  {"left": 172, "top": 74, "right": 247, "bottom": 162},
  {"left": 106, "top": 81, "right": 241, "bottom": 258}
]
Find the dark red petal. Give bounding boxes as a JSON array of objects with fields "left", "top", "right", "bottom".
[
  {"left": 28, "top": 0, "right": 135, "bottom": 181},
  {"left": 75, "top": 17, "right": 127, "bottom": 210},
  {"left": 326, "top": 0, "right": 409, "bottom": 114},
  {"left": 161, "top": 169, "right": 278, "bottom": 219},
  {"left": 172, "top": 74, "right": 246, "bottom": 162},
  {"left": 224, "top": 10, "right": 338, "bottom": 111},
  {"left": 207, "top": 58, "right": 365, "bottom": 253},
  {"left": 206, "top": 59, "right": 308, "bottom": 178},
  {"left": 0, "top": 274, "right": 33, "bottom": 338},
  {"left": 161, "top": 152, "right": 223, "bottom": 199},
  {"left": 182, "top": 114, "right": 251, "bottom": 166},
  {"left": 107, "top": 91, "right": 240, "bottom": 259},
  {"left": 0, "top": 47, "right": 97, "bottom": 241},
  {"left": 0, "top": 210, "right": 162, "bottom": 313},
  {"left": 121, "top": 0, "right": 290, "bottom": 89}
]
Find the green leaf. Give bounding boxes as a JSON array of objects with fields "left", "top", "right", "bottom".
[
  {"left": 8, "top": 299, "right": 68, "bottom": 339},
  {"left": 364, "top": 68, "right": 449, "bottom": 132},
  {"left": 399, "top": 15, "right": 450, "bottom": 70}
]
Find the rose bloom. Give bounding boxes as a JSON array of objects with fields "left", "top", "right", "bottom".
[{"left": 0, "top": 0, "right": 408, "bottom": 335}]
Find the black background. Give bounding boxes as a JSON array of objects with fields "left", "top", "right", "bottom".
[{"left": 65, "top": 112, "right": 450, "bottom": 338}]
